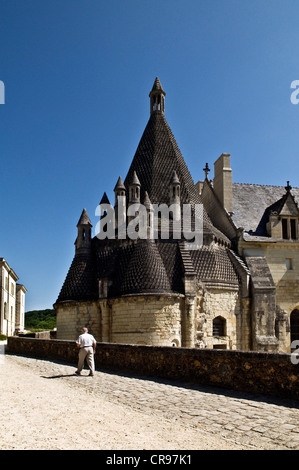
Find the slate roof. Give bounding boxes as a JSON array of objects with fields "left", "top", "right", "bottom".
[
  {"left": 245, "top": 256, "right": 275, "bottom": 290},
  {"left": 57, "top": 251, "right": 97, "bottom": 302},
  {"left": 190, "top": 245, "right": 239, "bottom": 287},
  {"left": 123, "top": 104, "right": 229, "bottom": 244},
  {"left": 57, "top": 237, "right": 240, "bottom": 302},
  {"left": 231, "top": 183, "right": 299, "bottom": 239},
  {"left": 124, "top": 111, "right": 198, "bottom": 206},
  {"left": 114, "top": 240, "right": 172, "bottom": 296}
]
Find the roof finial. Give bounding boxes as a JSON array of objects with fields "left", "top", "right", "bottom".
[
  {"left": 149, "top": 77, "right": 166, "bottom": 115},
  {"left": 285, "top": 181, "right": 292, "bottom": 192},
  {"left": 203, "top": 163, "right": 210, "bottom": 179}
]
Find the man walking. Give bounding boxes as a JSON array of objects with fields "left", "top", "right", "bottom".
[{"left": 75, "top": 327, "right": 96, "bottom": 376}]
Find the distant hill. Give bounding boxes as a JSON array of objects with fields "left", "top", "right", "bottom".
[{"left": 25, "top": 309, "right": 56, "bottom": 331}]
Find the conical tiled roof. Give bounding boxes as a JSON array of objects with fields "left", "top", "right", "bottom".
[
  {"left": 114, "top": 176, "right": 126, "bottom": 191},
  {"left": 118, "top": 239, "right": 172, "bottom": 295},
  {"left": 124, "top": 111, "right": 199, "bottom": 206},
  {"left": 123, "top": 106, "right": 228, "bottom": 243},
  {"left": 150, "top": 77, "right": 165, "bottom": 94},
  {"left": 170, "top": 170, "right": 180, "bottom": 185},
  {"left": 77, "top": 208, "right": 92, "bottom": 227},
  {"left": 99, "top": 192, "right": 110, "bottom": 205},
  {"left": 56, "top": 251, "right": 97, "bottom": 302},
  {"left": 129, "top": 170, "right": 141, "bottom": 186}
]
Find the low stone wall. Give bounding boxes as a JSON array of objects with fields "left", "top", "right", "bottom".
[{"left": 6, "top": 336, "right": 299, "bottom": 400}]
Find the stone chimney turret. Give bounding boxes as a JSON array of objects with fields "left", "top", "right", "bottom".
[{"left": 213, "top": 153, "right": 233, "bottom": 214}]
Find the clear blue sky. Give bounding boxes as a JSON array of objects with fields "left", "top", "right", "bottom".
[{"left": 1, "top": 0, "right": 299, "bottom": 311}]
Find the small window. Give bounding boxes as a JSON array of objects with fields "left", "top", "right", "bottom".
[
  {"left": 291, "top": 219, "right": 297, "bottom": 240},
  {"left": 213, "top": 316, "right": 226, "bottom": 336},
  {"left": 282, "top": 219, "right": 288, "bottom": 239},
  {"left": 282, "top": 218, "right": 298, "bottom": 240},
  {"left": 286, "top": 258, "right": 293, "bottom": 270}
]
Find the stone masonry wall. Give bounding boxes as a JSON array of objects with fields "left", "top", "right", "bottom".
[
  {"left": 264, "top": 244, "right": 299, "bottom": 315},
  {"left": 110, "top": 295, "right": 183, "bottom": 346},
  {"left": 240, "top": 242, "right": 299, "bottom": 352},
  {"left": 195, "top": 288, "right": 240, "bottom": 349},
  {"left": 55, "top": 296, "right": 184, "bottom": 347},
  {"left": 56, "top": 301, "right": 101, "bottom": 341},
  {"left": 7, "top": 336, "right": 299, "bottom": 401}
]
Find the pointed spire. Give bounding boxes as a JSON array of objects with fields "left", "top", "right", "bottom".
[
  {"left": 130, "top": 170, "right": 141, "bottom": 186},
  {"left": 149, "top": 77, "right": 166, "bottom": 115},
  {"left": 143, "top": 191, "right": 153, "bottom": 210},
  {"left": 114, "top": 176, "right": 126, "bottom": 191},
  {"left": 151, "top": 77, "right": 165, "bottom": 93},
  {"left": 100, "top": 192, "right": 110, "bottom": 205},
  {"left": 77, "top": 208, "right": 92, "bottom": 227},
  {"left": 169, "top": 170, "right": 180, "bottom": 185}
]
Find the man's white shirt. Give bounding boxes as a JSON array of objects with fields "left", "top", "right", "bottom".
[{"left": 76, "top": 332, "right": 96, "bottom": 348}]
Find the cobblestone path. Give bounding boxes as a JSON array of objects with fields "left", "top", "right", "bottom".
[{"left": 4, "top": 353, "right": 299, "bottom": 450}]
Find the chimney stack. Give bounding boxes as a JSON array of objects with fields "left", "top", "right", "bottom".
[{"left": 213, "top": 153, "right": 232, "bottom": 214}]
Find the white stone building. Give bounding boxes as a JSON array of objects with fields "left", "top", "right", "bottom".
[{"left": 0, "top": 258, "right": 27, "bottom": 336}]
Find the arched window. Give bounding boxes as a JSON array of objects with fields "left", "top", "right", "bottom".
[
  {"left": 213, "top": 316, "right": 226, "bottom": 336},
  {"left": 290, "top": 309, "right": 299, "bottom": 343}
]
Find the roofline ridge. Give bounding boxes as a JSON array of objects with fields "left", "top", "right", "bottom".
[{"left": 233, "top": 182, "right": 299, "bottom": 189}]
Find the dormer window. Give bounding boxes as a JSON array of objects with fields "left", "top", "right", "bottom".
[{"left": 266, "top": 183, "right": 299, "bottom": 240}]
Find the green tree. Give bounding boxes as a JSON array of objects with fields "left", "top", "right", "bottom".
[{"left": 25, "top": 309, "right": 56, "bottom": 331}]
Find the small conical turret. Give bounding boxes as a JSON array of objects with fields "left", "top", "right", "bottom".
[
  {"left": 75, "top": 208, "right": 92, "bottom": 253},
  {"left": 169, "top": 170, "right": 181, "bottom": 203},
  {"left": 128, "top": 171, "right": 141, "bottom": 204},
  {"left": 169, "top": 171, "right": 181, "bottom": 222},
  {"left": 114, "top": 176, "right": 126, "bottom": 206},
  {"left": 114, "top": 176, "right": 126, "bottom": 231}
]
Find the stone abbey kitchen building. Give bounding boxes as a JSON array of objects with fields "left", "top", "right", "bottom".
[{"left": 54, "top": 78, "right": 299, "bottom": 353}]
